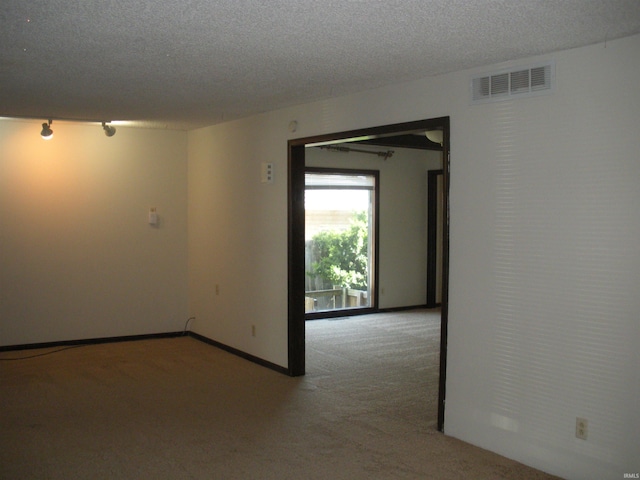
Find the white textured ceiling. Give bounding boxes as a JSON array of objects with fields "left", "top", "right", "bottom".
[{"left": 2, "top": 0, "right": 640, "bottom": 130}]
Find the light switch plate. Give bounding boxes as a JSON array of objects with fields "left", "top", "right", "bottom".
[{"left": 261, "top": 163, "right": 274, "bottom": 183}]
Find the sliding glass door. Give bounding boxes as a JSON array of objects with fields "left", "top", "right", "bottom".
[{"left": 304, "top": 169, "right": 378, "bottom": 315}]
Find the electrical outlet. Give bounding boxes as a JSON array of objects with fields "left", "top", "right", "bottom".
[
  {"left": 576, "top": 417, "right": 588, "bottom": 440},
  {"left": 251, "top": 325, "right": 256, "bottom": 337}
]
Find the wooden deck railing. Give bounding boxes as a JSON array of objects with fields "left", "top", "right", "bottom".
[{"left": 304, "top": 288, "right": 368, "bottom": 312}]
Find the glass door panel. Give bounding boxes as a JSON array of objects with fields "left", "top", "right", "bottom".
[{"left": 304, "top": 172, "right": 376, "bottom": 314}]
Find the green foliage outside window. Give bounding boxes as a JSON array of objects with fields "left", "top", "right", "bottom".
[{"left": 307, "top": 211, "right": 368, "bottom": 290}]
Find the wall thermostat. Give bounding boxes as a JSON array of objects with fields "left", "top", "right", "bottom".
[{"left": 149, "top": 207, "right": 159, "bottom": 226}]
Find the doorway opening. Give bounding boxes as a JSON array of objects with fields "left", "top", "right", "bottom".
[{"left": 288, "top": 117, "right": 450, "bottom": 431}]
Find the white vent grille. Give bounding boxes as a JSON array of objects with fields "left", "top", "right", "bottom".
[{"left": 471, "top": 62, "right": 554, "bottom": 104}]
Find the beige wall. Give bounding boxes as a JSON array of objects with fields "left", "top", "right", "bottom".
[
  {"left": 187, "top": 116, "right": 290, "bottom": 365},
  {"left": 0, "top": 120, "right": 188, "bottom": 345}
]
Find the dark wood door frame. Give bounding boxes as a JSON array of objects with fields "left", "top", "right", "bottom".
[
  {"left": 287, "top": 117, "right": 450, "bottom": 432},
  {"left": 427, "top": 169, "right": 444, "bottom": 308}
]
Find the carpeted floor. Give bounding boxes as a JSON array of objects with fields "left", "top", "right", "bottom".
[
  {"left": 305, "top": 308, "right": 441, "bottom": 431},
  {"left": 0, "top": 309, "right": 562, "bottom": 479}
]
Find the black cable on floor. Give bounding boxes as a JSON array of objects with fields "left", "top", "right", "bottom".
[
  {"left": 183, "top": 316, "right": 196, "bottom": 335},
  {"left": 1, "top": 316, "right": 197, "bottom": 360},
  {"left": 0, "top": 345, "right": 86, "bottom": 361}
]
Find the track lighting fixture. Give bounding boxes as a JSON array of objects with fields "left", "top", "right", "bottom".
[
  {"left": 102, "top": 122, "right": 116, "bottom": 137},
  {"left": 40, "top": 119, "right": 53, "bottom": 139},
  {"left": 35, "top": 118, "right": 118, "bottom": 139}
]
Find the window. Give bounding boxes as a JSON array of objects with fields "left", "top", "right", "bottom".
[{"left": 304, "top": 169, "right": 378, "bottom": 315}]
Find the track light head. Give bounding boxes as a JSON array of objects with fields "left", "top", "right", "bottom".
[
  {"left": 41, "top": 120, "right": 53, "bottom": 139},
  {"left": 102, "top": 122, "right": 116, "bottom": 137}
]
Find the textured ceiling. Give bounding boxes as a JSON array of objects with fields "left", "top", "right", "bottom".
[{"left": 2, "top": 0, "right": 640, "bottom": 130}]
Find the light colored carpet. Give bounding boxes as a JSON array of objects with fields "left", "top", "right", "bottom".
[
  {"left": 305, "top": 309, "right": 441, "bottom": 432},
  {"left": 0, "top": 309, "right": 562, "bottom": 479}
]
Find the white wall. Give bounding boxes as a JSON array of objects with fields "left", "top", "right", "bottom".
[
  {"left": 445, "top": 37, "right": 640, "bottom": 480},
  {"left": 0, "top": 120, "right": 188, "bottom": 346},
  {"left": 188, "top": 34, "right": 640, "bottom": 479},
  {"left": 306, "top": 146, "right": 441, "bottom": 308},
  {"left": 187, "top": 116, "right": 290, "bottom": 366}
]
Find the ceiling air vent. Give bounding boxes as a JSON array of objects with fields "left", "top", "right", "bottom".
[{"left": 471, "top": 61, "right": 554, "bottom": 104}]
